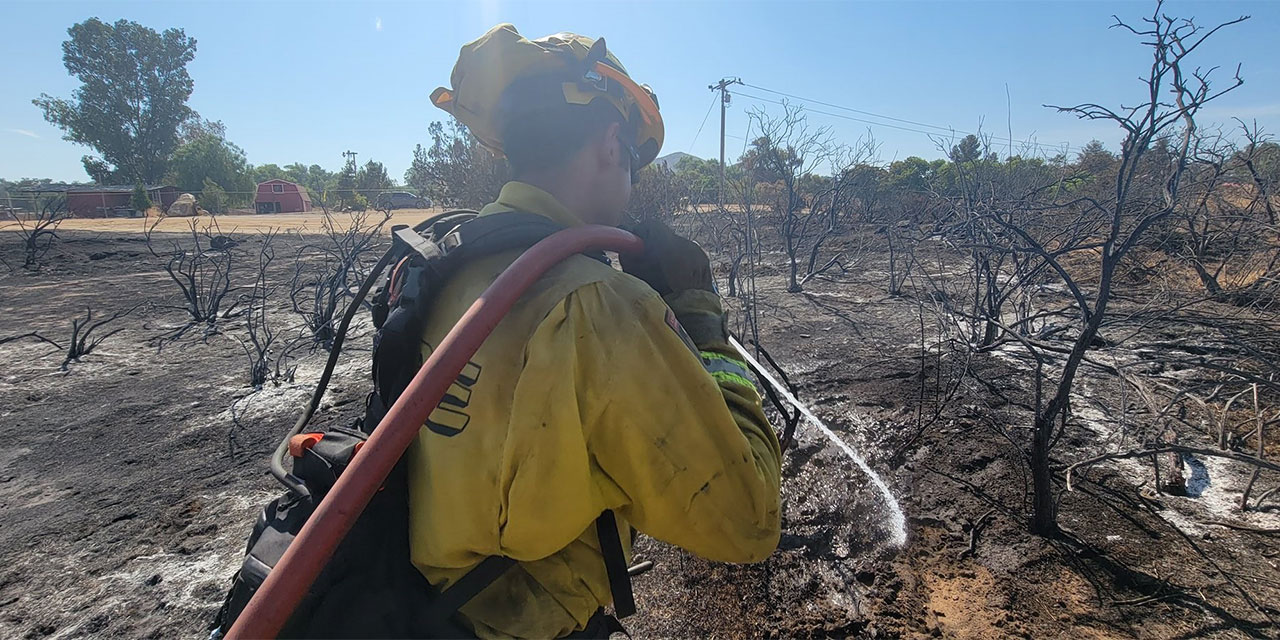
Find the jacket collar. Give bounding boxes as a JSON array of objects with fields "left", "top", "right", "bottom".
[{"left": 479, "top": 181, "right": 582, "bottom": 228}]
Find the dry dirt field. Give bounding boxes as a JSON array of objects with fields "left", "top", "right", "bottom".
[
  {"left": 0, "top": 208, "right": 445, "bottom": 235},
  {"left": 0, "top": 225, "right": 1277, "bottom": 639}
]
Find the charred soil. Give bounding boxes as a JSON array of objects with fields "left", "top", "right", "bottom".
[{"left": 0, "top": 229, "right": 1277, "bottom": 639}]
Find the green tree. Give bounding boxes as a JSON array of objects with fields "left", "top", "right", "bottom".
[
  {"left": 200, "top": 178, "right": 227, "bottom": 214},
  {"left": 949, "top": 134, "right": 983, "bottom": 164},
  {"left": 178, "top": 117, "right": 226, "bottom": 145},
  {"left": 349, "top": 193, "right": 369, "bottom": 212},
  {"left": 306, "top": 164, "right": 337, "bottom": 196},
  {"left": 33, "top": 18, "right": 197, "bottom": 183},
  {"left": 739, "top": 135, "right": 799, "bottom": 184},
  {"left": 81, "top": 156, "right": 120, "bottom": 184},
  {"left": 405, "top": 120, "right": 508, "bottom": 207},
  {"left": 672, "top": 155, "right": 720, "bottom": 204},
  {"left": 356, "top": 160, "right": 392, "bottom": 199},
  {"left": 252, "top": 163, "right": 289, "bottom": 184},
  {"left": 1074, "top": 139, "right": 1118, "bottom": 182},
  {"left": 625, "top": 163, "right": 689, "bottom": 223},
  {"left": 169, "top": 132, "right": 252, "bottom": 198},
  {"left": 886, "top": 156, "right": 934, "bottom": 193},
  {"left": 406, "top": 145, "right": 431, "bottom": 196},
  {"left": 131, "top": 183, "right": 151, "bottom": 213},
  {"left": 337, "top": 156, "right": 357, "bottom": 205}
]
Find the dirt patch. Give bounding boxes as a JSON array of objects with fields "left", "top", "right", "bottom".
[{"left": 0, "top": 207, "right": 444, "bottom": 235}]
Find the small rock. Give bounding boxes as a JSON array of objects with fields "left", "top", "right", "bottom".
[{"left": 178, "top": 535, "right": 211, "bottom": 555}]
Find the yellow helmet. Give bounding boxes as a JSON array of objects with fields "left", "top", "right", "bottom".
[{"left": 431, "top": 23, "right": 664, "bottom": 169}]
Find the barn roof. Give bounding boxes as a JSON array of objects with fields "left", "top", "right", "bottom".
[{"left": 257, "top": 179, "right": 301, "bottom": 187}]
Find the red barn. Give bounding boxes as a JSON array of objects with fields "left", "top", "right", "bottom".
[
  {"left": 64, "top": 185, "right": 178, "bottom": 218},
  {"left": 255, "top": 180, "right": 312, "bottom": 214}
]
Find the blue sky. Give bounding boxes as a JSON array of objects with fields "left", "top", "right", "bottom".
[{"left": 3, "top": 0, "right": 1278, "bottom": 182}]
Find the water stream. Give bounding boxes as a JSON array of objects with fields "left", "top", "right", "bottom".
[{"left": 730, "top": 337, "right": 909, "bottom": 547}]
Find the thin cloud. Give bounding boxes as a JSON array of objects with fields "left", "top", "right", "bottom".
[
  {"left": 6, "top": 128, "right": 39, "bottom": 139},
  {"left": 375, "top": 17, "right": 382, "bottom": 31}
]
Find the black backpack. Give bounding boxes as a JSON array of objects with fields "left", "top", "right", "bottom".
[{"left": 212, "top": 210, "right": 635, "bottom": 639}]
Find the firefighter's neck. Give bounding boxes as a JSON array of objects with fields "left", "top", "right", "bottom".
[
  {"left": 518, "top": 128, "right": 627, "bottom": 227},
  {"left": 519, "top": 165, "right": 606, "bottom": 226}
]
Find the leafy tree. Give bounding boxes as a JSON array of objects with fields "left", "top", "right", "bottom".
[
  {"left": 356, "top": 160, "right": 392, "bottom": 199},
  {"left": 283, "top": 163, "right": 309, "bottom": 184},
  {"left": 349, "top": 193, "right": 369, "bottom": 212},
  {"left": 949, "top": 134, "right": 983, "bottom": 164},
  {"left": 337, "top": 156, "right": 357, "bottom": 205},
  {"left": 81, "top": 156, "right": 120, "bottom": 184},
  {"left": 178, "top": 117, "right": 227, "bottom": 145},
  {"left": 252, "top": 163, "right": 289, "bottom": 184},
  {"left": 672, "top": 155, "right": 720, "bottom": 204},
  {"left": 886, "top": 156, "right": 935, "bottom": 193},
  {"left": 406, "top": 145, "right": 430, "bottom": 196},
  {"left": 1245, "top": 140, "right": 1280, "bottom": 182},
  {"left": 169, "top": 132, "right": 253, "bottom": 198},
  {"left": 200, "top": 178, "right": 227, "bottom": 214},
  {"left": 405, "top": 119, "right": 508, "bottom": 208},
  {"left": 33, "top": 18, "right": 197, "bottom": 183},
  {"left": 266, "top": 163, "right": 337, "bottom": 196},
  {"left": 625, "top": 163, "right": 689, "bottom": 223},
  {"left": 740, "top": 135, "right": 799, "bottom": 184},
  {"left": 1074, "top": 139, "right": 1118, "bottom": 183},
  {"left": 131, "top": 183, "right": 151, "bottom": 213}
]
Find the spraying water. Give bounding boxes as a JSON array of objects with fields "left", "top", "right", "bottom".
[{"left": 730, "top": 337, "right": 908, "bottom": 548}]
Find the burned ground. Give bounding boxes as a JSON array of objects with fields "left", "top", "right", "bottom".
[{"left": 0, "top": 228, "right": 1277, "bottom": 639}]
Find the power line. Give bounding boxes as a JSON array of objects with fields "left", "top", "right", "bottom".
[
  {"left": 734, "top": 90, "right": 942, "bottom": 136},
  {"left": 688, "top": 93, "right": 719, "bottom": 151},
  {"left": 734, "top": 81, "right": 1079, "bottom": 156},
  {"left": 741, "top": 81, "right": 960, "bottom": 135}
]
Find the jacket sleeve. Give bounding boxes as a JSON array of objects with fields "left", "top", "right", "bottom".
[{"left": 523, "top": 277, "right": 782, "bottom": 563}]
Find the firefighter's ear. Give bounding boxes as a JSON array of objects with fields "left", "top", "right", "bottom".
[{"left": 593, "top": 121, "right": 624, "bottom": 171}]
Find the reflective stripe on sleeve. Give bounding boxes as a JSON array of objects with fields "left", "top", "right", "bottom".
[{"left": 700, "top": 351, "right": 757, "bottom": 391}]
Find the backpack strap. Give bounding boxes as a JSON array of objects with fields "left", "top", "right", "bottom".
[
  {"left": 440, "top": 211, "right": 608, "bottom": 266},
  {"left": 596, "top": 511, "right": 636, "bottom": 618},
  {"left": 416, "top": 555, "right": 519, "bottom": 635},
  {"left": 415, "top": 512, "right": 635, "bottom": 633}
]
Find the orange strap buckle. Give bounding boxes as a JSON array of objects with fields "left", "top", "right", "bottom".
[{"left": 288, "top": 433, "right": 324, "bottom": 458}]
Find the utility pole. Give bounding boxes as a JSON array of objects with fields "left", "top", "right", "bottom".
[
  {"left": 709, "top": 78, "right": 741, "bottom": 207},
  {"left": 342, "top": 150, "right": 358, "bottom": 171}
]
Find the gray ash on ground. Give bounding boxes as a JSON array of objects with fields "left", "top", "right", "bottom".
[{"left": 0, "top": 230, "right": 1276, "bottom": 639}]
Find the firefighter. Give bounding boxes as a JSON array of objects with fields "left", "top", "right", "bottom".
[{"left": 417, "top": 24, "right": 782, "bottom": 638}]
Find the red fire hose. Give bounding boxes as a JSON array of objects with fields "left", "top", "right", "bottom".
[{"left": 227, "top": 225, "right": 643, "bottom": 640}]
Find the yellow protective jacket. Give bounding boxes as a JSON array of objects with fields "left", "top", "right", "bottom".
[{"left": 408, "top": 182, "right": 782, "bottom": 638}]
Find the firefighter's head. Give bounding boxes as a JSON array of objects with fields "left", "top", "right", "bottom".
[{"left": 432, "top": 24, "right": 663, "bottom": 224}]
